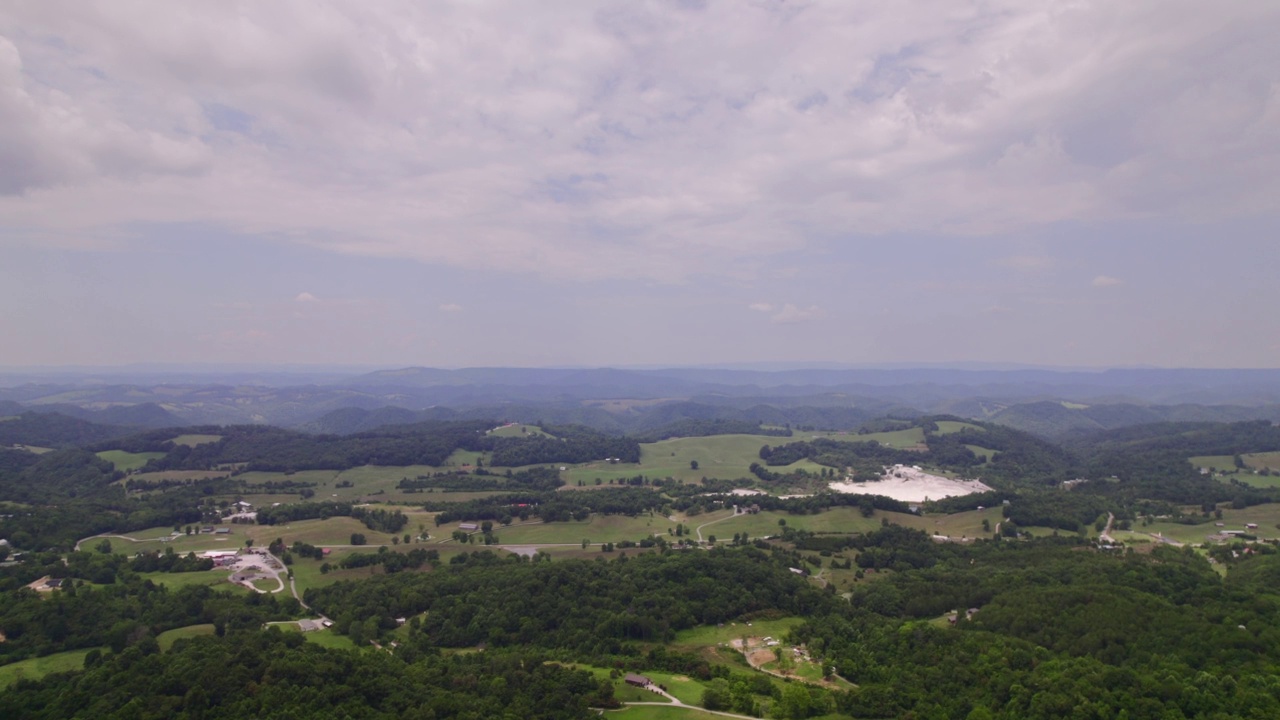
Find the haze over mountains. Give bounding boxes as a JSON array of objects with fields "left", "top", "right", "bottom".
[{"left": 4, "top": 366, "right": 1280, "bottom": 440}]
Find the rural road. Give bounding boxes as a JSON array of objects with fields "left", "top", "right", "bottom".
[
  {"left": 619, "top": 702, "right": 758, "bottom": 720},
  {"left": 74, "top": 533, "right": 164, "bottom": 552},
  {"left": 694, "top": 511, "right": 738, "bottom": 542},
  {"left": 1099, "top": 512, "right": 1115, "bottom": 544}
]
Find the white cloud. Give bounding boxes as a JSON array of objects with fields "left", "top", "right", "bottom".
[
  {"left": 294, "top": 292, "right": 320, "bottom": 302},
  {"left": 0, "top": 2, "right": 1277, "bottom": 280},
  {"left": 439, "top": 303, "right": 462, "bottom": 312},
  {"left": 748, "top": 303, "right": 774, "bottom": 312},
  {"left": 1092, "top": 275, "right": 1122, "bottom": 287}
]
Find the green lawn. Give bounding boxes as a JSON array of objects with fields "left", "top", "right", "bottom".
[
  {"left": 139, "top": 570, "right": 252, "bottom": 595},
  {"left": 157, "top": 624, "right": 216, "bottom": 651},
  {"left": 96, "top": 450, "right": 165, "bottom": 472},
  {"left": 304, "top": 629, "right": 358, "bottom": 650},
  {"left": 0, "top": 648, "right": 98, "bottom": 688}
]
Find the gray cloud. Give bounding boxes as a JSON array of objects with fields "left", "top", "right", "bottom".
[{"left": 0, "top": 1, "right": 1277, "bottom": 282}]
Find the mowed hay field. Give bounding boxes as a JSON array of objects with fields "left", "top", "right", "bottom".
[
  {"left": 562, "top": 434, "right": 824, "bottom": 485},
  {"left": 96, "top": 450, "right": 165, "bottom": 472},
  {"left": 0, "top": 649, "right": 99, "bottom": 689},
  {"left": 487, "top": 514, "right": 669, "bottom": 545}
]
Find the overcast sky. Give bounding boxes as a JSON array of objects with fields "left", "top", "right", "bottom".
[{"left": 2, "top": 1, "right": 1278, "bottom": 369}]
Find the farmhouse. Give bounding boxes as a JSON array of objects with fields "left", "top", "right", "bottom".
[
  {"left": 459, "top": 523, "right": 479, "bottom": 531},
  {"left": 1246, "top": 523, "right": 1259, "bottom": 530},
  {"left": 215, "top": 528, "right": 232, "bottom": 535},
  {"left": 624, "top": 674, "right": 651, "bottom": 688}
]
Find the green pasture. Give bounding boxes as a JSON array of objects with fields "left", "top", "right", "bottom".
[
  {"left": 605, "top": 707, "right": 734, "bottom": 720},
  {"left": 488, "top": 514, "right": 668, "bottom": 545},
  {"left": 288, "top": 553, "right": 383, "bottom": 595},
  {"left": 1140, "top": 504, "right": 1280, "bottom": 545},
  {"left": 964, "top": 445, "right": 999, "bottom": 464},
  {"left": 802, "top": 427, "right": 927, "bottom": 449},
  {"left": 897, "top": 507, "right": 1004, "bottom": 539},
  {"left": 1192, "top": 455, "right": 1238, "bottom": 473},
  {"left": 488, "top": 423, "right": 555, "bottom": 439},
  {"left": 157, "top": 624, "right": 215, "bottom": 651},
  {"left": 695, "top": 507, "right": 886, "bottom": 540},
  {"left": 561, "top": 433, "right": 836, "bottom": 486},
  {"left": 96, "top": 450, "right": 165, "bottom": 472},
  {"left": 934, "top": 421, "right": 983, "bottom": 435},
  {"left": 672, "top": 617, "right": 803, "bottom": 649},
  {"left": 639, "top": 671, "right": 711, "bottom": 705},
  {"left": 170, "top": 434, "right": 223, "bottom": 447},
  {"left": 1227, "top": 474, "right": 1280, "bottom": 490},
  {"left": 10, "top": 444, "right": 53, "bottom": 454},
  {"left": 304, "top": 629, "right": 358, "bottom": 650},
  {"left": 138, "top": 569, "right": 249, "bottom": 594},
  {"left": 0, "top": 648, "right": 99, "bottom": 689},
  {"left": 1245, "top": 452, "right": 1280, "bottom": 471}
]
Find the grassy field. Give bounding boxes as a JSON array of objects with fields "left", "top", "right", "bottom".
[
  {"left": 964, "top": 445, "right": 999, "bottom": 464},
  {"left": 560, "top": 434, "right": 828, "bottom": 486},
  {"left": 488, "top": 514, "right": 669, "bottom": 545},
  {"left": 605, "top": 707, "right": 742, "bottom": 720},
  {"left": 672, "top": 617, "right": 804, "bottom": 648},
  {"left": 896, "top": 506, "right": 1004, "bottom": 539},
  {"left": 170, "top": 434, "right": 223, "bottom": 447},
  {"left": 934, "top": 421, "right": 983, "bottom": 435},
  {"left": 96, "top": 450, "right": 165, "bottom": 472},
  {"left": 303, "top": 629, "right": 358, "bottom": 650},
  {"left": 0, "top": 649, "right": 98, "bottom": 688},
  {"left": 1137, "top": 504, "right": 1280, "bottom": 545},
  {"left": 694, "top": 507, "right": 889, "bottom": 540},
  {"left": 157, "top": 624, "right": 216, "bottom": 651},
  {"left": 1245, "top": 452, "right": 1280, "bottom": 471},
  {"left": 1192, "top": 455, "right": 1239, "bottom": 473},
  {"left": 120, "top": 516, "right": 403, "bottom": 555},
  {"left": 138, "top": 569, "right": 252, "bottom": 594},
  {"left": 488, "top": 423, "right": 555, "bottom": 439},
  {"left": 805, "top": 427, "right": 927, "bottom": 449}
]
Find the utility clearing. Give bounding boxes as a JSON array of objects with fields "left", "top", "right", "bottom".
[{"left": 829, "top": 464, "right": 992, "bottom": 502}]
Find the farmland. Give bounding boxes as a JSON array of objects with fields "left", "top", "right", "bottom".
[{"left": 95, "top": 450, "right": 165, "bottom": 472}]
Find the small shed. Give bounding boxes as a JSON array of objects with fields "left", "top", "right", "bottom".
[{"left": 624, "top": 673, "right": 651, "bottom": 688}]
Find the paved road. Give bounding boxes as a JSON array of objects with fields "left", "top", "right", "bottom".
[{"left": 618, "top": 701, "right": 758, "bottom": 720}]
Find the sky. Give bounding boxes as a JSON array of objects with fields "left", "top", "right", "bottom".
[{"left": 1, "top": 1, "right": 1278, "bottom": 369}]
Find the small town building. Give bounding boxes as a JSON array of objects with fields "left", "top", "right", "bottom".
[
  {"left": 624, "top": 674, "right": 651, "bottom": 688},
  {"left": 459, "top": 523, "right": 479, "bottom": 531}
]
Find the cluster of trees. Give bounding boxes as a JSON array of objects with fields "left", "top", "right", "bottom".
[
  {"left": 631, "top": 419, "right": 792, "bottom": 443},
  {"left": 333, "top": 546, "right": 439, "bottom": 574},
  {"left": 0, "top": 630, "right": 617, "bottom": 720},
  {"left": 0, "top": 576, "right": 297, "bottom": 664},
  {"left": 307, "top": 548, "right": 830, "bottom": 655},
  {"left": 488, "top": 428, "right": 640, "bottom": 466},
  {"left": 430, "top": 487, "right": 667, "bottom": 526}
]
